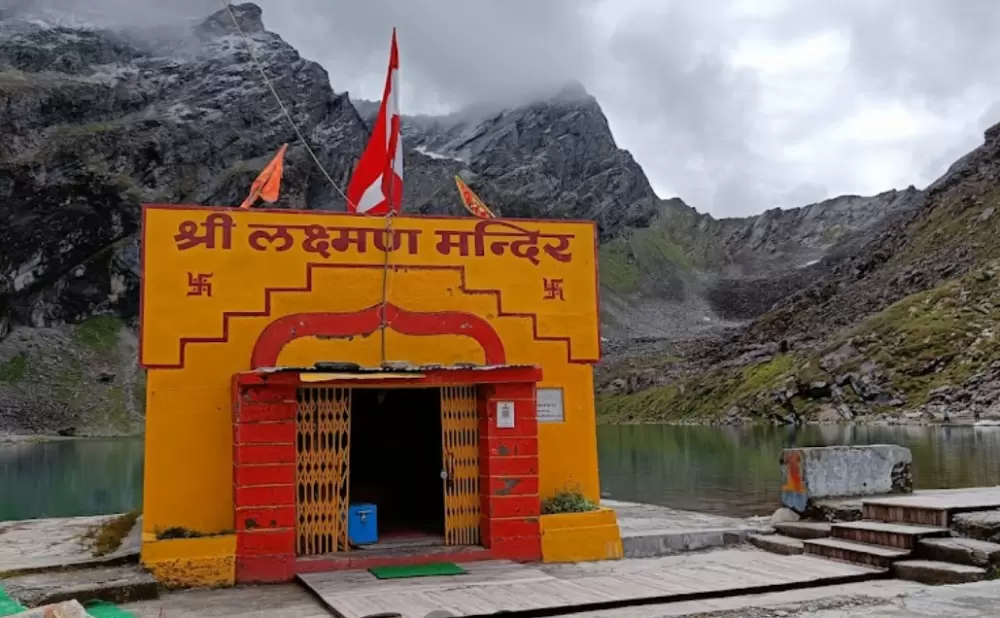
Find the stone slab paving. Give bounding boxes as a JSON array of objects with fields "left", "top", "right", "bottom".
[
  {"left": 564, "top": 580, "right": 928, "bottom": 617},
  {"left": 2, "top": 565, "right": 158, "bottom": 608},
  {"left": 0, "top": 515, "right": 140, "bottom": 575},
  {"left": 119, "top": 578, "right": 930, "bottom": 618},
  {"left": 686, "top": 579, "right": 1000, "bottom": 617},
  {"left": 122, "top": 585, "right": 333, "bottom": 618},
  {"left": 298, "top": 549, "right": 881, "bottom": 618},
  {"left": 815, "top": 488, "right": 995, "bottom": 521},
  {"left": 862, "top": 487, "right": 1000, "bottom": 510},
  {"left": 119, "top": 579, "right": 1000, "bottom": 618},
  {"left": 604, "top": 500, "right": 770, "bottom": 558}
]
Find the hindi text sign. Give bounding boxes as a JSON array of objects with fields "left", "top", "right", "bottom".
[
  {"left": 537, "top": 388, "right": 565, "bottom": 423},
  {"left": 141, "top": 205, "right": 601, "bottom": 369}
]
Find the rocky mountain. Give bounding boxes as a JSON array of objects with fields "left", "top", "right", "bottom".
[
  {"left": 599, "top": 122, "right": 1000, "bottom": 426},
  {"left": 0, "top": 2, "right": 927, "bottom": 434},
  {"left": 366, "top": 95, "right": 921, "bottom": 338}
]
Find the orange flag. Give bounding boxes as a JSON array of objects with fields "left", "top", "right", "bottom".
[
  {"left": 454, "top": 176, "right": 495, "bottom": 218},
  {"left": 240, "top": 143, "right": 288, "bottom": 209}
]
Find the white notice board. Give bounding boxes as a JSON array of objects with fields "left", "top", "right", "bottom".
[
  {"left": 496, "top": 401, "right": 515, "bottom": 428},
  {"left": 537, "top": 388, "right": 565, "bottom": 423}
]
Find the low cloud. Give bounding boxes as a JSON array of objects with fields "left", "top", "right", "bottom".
[{"left": 260, "top": 0, "right": 1000, "bottom": 216}]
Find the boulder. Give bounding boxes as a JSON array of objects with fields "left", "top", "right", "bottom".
[
  {"left": 780, "top": 445, "right": 912, "bottom": 513},
  {"left": 14, "top": 600, "right": 89, "bottom": 618},
  {"left": 770, "top": 507, "right": 800, "bottom": 525}
]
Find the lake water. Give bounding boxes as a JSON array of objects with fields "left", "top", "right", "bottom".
[
  {"left": 598, "top": 424, "right": 1000, "bottom": 517},
  {"left": 0, "top": 437, "right": 144, "bottom": 521},
  {"left": 2, "top": 425, "right": 999, "bottom": 521}
]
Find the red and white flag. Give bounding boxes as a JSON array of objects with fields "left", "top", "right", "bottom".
[{"left": 346, "top": 29, "right": 402, "bottom": 215}]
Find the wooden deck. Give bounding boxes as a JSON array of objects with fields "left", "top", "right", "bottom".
[{"left": 297, "top": 548, "right": 884, "bottom": 618}]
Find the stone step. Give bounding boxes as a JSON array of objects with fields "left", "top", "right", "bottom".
[
  {"left": 951, "top": 510, "right": 1000, "bottom": 542},
  {"left": 831, "top": 520, "right": 950, "bottom": 549},
  {"left": 862, "top": 503, "right": 949, "bottom": 527},
  {"left": 748, "top": 534, "right": 804, "bottom": 555},
  {"left": 891, "top": 559, "right": 988, "bottom": 585},
  {"left": 773, "top": 521, "right": 831, "bottom": 540},
  {"left": 619, "top": 527, "right": 756, "bottom": 559},
  {"left": 917, "top": 537, "right": 1000, "bottom": 568},
  {"left": 0, "top": 565, "right": 158, "bottom": 608},
  {"left": 802, "top": 537, "right": 909, "bottom": 569}
]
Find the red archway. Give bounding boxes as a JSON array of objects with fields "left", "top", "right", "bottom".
[
  {"left": 250, "top": 303, "right": 507, "bottom": 369},
  {"left": 231, "top": 305, "right": 541, "bottom": 583}
]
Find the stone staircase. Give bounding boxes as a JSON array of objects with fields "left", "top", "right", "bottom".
[{"left": 750, "top": 501, "right": 1000, "bottom": 585}]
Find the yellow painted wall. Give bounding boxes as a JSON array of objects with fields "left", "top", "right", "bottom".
[
  {"left": 141, "top": 535, "right": 237, "bottom": 588},
  {"left": 140, "top": 206, "right": 602, "bottom": 537},
  {"left": 540, "top": 508, "right": 623, "bottom": 563}
]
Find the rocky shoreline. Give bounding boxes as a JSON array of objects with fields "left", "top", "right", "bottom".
[{"left": 0, "top": 432, "right": 143, "bottom": 445}]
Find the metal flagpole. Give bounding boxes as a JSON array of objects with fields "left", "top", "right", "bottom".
[{"left": 379, "top": 186, "right": 394, "bottom": 365}]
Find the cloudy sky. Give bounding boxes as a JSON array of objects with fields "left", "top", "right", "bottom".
[
  {"left": 17, "top": 0, "right": 1000, "bottom": 217},
  {"left": 253, "top": 0, "right": 1000, "bottom": 217}
]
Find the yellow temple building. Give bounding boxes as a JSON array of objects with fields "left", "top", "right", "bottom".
[{"left": 138, "top": 204, "right": 621, "bottom": 587}]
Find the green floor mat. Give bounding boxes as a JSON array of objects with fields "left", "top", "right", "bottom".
[
  {"left": 85, "top": 601, "right": 137, "bottom": 617},
  {"left": 0, "top": 590, "right": 26, "bottom": 617},
  {"left": 369, "top": 562, "right": 467, "bottom": 579}
]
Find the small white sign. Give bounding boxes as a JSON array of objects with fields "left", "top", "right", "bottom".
[
  {"left": 496, "top": 401, "right": 515, "bottom": 428},
  {"left": 537, "top": 388, "right": 565, "bottom": 423}
]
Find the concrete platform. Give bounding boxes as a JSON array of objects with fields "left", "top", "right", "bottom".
[
  {"left": 604, "top": 500, "right": 769, "bottom": 558},
  {"left": 862, "top": 487, "right": 1000, "bottom": 510},
  {"left": 0, "top": 514, "right": 140, "bottom": 575},
  {"left": 1, "top": 565, "right": 158, "bottom": 607},
  {"left": 863, "top": 487, "right": 1000, "bottom": 526},
  {"left": 298, "top": 549, "right": 884, "bottom": 618},
  {"left": 117, "top": 579, "right": 1000, "bottom": 618},
  {"left": 121, "top": 580, "right": 936, "bottom": 618},
  {"left": 816, "top": 488, "right": 1000, "bottom": 523},
  {"left": 122, "top": 585, "right": 334, "bottom": 618},
  {"left": 562, "top": 580, "right": 929, "bottom": 618}
]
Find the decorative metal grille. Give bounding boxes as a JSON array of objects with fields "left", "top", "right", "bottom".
[
  {"left": 295, "top": 386, "right": 351, "bottom": 556},
  {"left": 440, "top": 386, "right": 481, "bottom": 546}
]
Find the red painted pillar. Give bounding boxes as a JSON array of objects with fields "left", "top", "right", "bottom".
[
  {"left": 479, "top": 382, "right": 542, "bottom": 561},
  {"left": 231, "top": 375, "right": 298, "bottom": 583}
]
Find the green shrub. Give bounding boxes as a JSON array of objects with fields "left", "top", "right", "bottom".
[{"left": 541, "top": 490, "right": 599, "bottom": 515}]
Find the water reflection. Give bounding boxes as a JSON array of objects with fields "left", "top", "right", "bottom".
[
  {"left": 0, "top": 438, "right": 144, "bottom": 521},
  {"left": 598, "top": 424, "right": 1000, "bottom": 518},
  {"left": 3, "top": 426, "right": 998, "bottom": 522}
]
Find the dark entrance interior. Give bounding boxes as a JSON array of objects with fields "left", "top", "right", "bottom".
[{"left": 350, "top": 387, "right": 445, "bottom": 546}]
